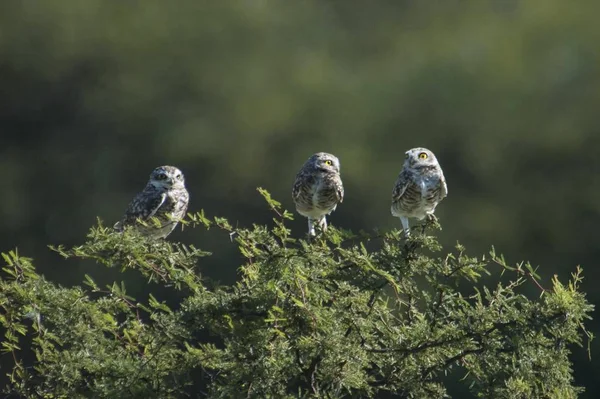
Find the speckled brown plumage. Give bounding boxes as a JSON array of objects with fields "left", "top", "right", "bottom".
[
  {"left": 292, "top": 152, "right": 344, "bottom": 236},
  {"left": 114, "top": 165, "right": 189, "bottom": 239},
  {"left": 391, "top": 148, "right": 447, "bottom": 235}
]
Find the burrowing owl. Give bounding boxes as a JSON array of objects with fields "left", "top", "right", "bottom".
[
  {"left": 292, "top": 152, "right": 344, "bottom": 236},
  {"left": 114, "top": 165, "right": 190, "bottom": 239},
  {"left": 391, "top": 148, "right": 447, "bottom": 235}
]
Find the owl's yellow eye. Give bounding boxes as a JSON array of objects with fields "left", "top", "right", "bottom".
[
  {"left": 418, "top": 152, "right": 428, "bottom": 160},
  {"left": 324, "top": 160, "right": 333, "bottom": 166}
]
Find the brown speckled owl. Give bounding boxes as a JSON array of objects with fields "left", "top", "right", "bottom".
[
  {"left": 391, "top": 148, "right": 447, "bottom": 235},
  {"left": 114, "top": 165, "right": 189, "bottom": 239},
  {"left": 292, "top": 152, "right": 344, "bottom": 236}
]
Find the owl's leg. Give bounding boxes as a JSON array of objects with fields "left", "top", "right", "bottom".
[
  {"left": 310, "top": 217, "right": 327, "bottom": 236},
  {"left": 319, "top": 216, "right": 328, "bottom": 232},
  {"left": 307, "top": 218, "right": 317, "bottom": 236},
  {"left": 400, "top": 216, "right": 410, "bottom": 237}
]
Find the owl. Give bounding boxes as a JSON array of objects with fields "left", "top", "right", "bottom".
[
  {"left": 114, "top": 165, "right": 190, "bottom": 239},
  {"left": 292, "top": 152, "right": 344, "bottom": 236},
  {"left": 391, "top": 147, "right": 447, "bottom": 235}
]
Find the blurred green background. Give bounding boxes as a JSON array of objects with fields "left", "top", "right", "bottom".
[{"left": 1, "top": 0, "right": 598, "bottom": 396}]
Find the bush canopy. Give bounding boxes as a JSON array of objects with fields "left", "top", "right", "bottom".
[{"left": 0, "top": 190, "right": 593, "bottom": 398}]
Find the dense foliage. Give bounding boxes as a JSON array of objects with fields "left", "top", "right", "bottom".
[{"left": 1, "top": 192, "right": 593, "bottom": 398}]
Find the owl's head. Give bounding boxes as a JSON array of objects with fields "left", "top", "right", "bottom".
[
  {"left": 404, "top": 147, "right": 440, "bottom": 169},
  {"left": 148, "top": 165, "right": 186, "bottom": 189},
  {"left": 308, "top": 152, "right": 341, "bottom": 174}
]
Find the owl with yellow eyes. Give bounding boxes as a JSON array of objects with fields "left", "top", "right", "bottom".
[
  {"left": 292, "top": 152, "right": 344, "bottom": 236},
  {"left": 391, "top": 147, "right": 447, "bottom": 235}
]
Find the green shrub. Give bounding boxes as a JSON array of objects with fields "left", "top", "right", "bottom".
[{"left": 0, "top": 190, "right": 593, "bottom": 398}]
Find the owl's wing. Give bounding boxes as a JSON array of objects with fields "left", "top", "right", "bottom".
[
  {"left": 292, "top": 171, "right": 314, "bottom": 201},
  {"left": 391, "top": 170, "right": 410, "bottom": 202},
  {"left": 292, "top": 177, "right": 303, "bottom": 201},
  {"left": 440, "top": 172, "right": 448, "bottom": 198},
  {"left": 122, "top": 191, "right": 167, "bottom": 223},
  {"left": 146, "top": 192, "right": 168, "bottom": 218},
  {"left": 336, "top": 178, "right": 344, "bottom": 203}
]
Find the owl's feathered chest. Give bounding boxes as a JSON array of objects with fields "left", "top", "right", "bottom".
[
  {"left": 293, "top": 171, "right": 343, "bottom": 218},
  {"left": 392, "top": 167, "right": 445, "bottom": 218},
  {"left": 160, "top": 188, "right": 189, "bottom": 217},
  {"left": 411, "top": 172, "right": 442, "bottom": 195},
  {"left": 312, "top": 173, "right": 339, "bottom": 195}
]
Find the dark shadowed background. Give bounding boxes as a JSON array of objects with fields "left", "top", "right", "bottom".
[{"left": 1, "top": 0, "right": 598, "bottom": 396}]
